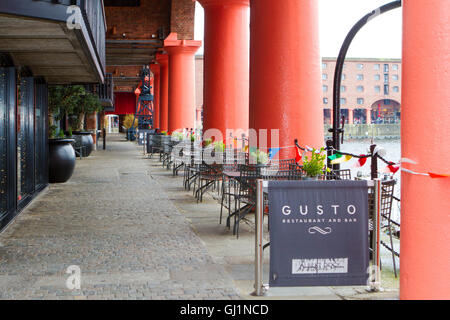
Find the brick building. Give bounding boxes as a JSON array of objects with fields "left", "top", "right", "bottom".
[
  {"left": 195, "top": 56, "right": 402, "bottom": 127},
  {"left": 322, "top": 58, "right": 402, "bottom": 125}
]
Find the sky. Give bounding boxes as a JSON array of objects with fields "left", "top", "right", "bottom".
[{"left": 194, "top": 0, "right": 402, "bottom": 59}]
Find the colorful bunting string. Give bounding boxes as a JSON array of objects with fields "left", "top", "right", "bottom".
[
  {"left": 328, "top": 153, "right": 343, "bottom": 161},
  {"left": 352, "top": 155, "right": 368, "bottom": 168},
  {"left": 330, "top": 154, "right": 353, "bottom": 165},
  {"left": 268, "top": 148, "right": 281, "bottom": 160},
  {"left": 295, "top": 146, "right": 302, "bottom": 163}
]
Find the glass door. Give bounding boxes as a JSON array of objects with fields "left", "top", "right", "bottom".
[
  {"left": 17, "top": 77, "right": 35, "bottom": 207},
  {"left": 0, "top": 68, "right": 7, "bottom": 216},
  {"left": 0, "top": 67, "right": 16, "bottom": 229},
  {"left": 35, "top": 82, "right": 48, "bottom": 190}
]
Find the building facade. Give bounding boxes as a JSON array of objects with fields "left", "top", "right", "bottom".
[
  {"left": 195, "top": 56, "right": 402, "bottom": 126},
  {"left": 321, "top": 58, "right": 402, "bottom": 125}
]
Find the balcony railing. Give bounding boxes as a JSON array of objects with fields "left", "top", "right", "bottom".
[
  {"left": 98, "top": 73, "right": 115, "bottom": 110},
  {"left": 85, "top": 73, "right": 114, "bottom": 111},
  {"left": 79, "top": 0, "right": 107, "bottom": 75}
]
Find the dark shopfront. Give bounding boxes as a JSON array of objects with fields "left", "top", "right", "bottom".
[{"left": 0, "top": 65, "right": 48, "bottom": 231}]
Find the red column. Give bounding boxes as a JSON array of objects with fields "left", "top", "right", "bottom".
[
  {"left": 348, "top": 109, "right": 354, "bottom": 124},
  {"left": 401, "top": 0, "right": 450, "bottom": 300},
  {"left": 150, "top": 64, "right": 161, "bottom": 129},
  {"left": 164, "top": 33, "right": 201, "bottom": 133},
  {"left": 156, "top": 53, "right": 169, "bottom": 132},
  {"left": 249, "top": 0, "right": 323, "bottom": 158},
  {"left": 366, "top": 108, "right": 371, "bottom": 124},
  {"left": 198, "top": 0, "right": 249, "bottom": 138}
]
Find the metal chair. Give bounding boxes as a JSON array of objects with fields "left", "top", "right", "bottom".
[
  {"left": 233, "top": 165, "right": 262, "bottom": 238},
  {"left": 326, "top": 169, "right": 352, "bottom": 180},
  {"left": 369, "top": 179, "right": 399, "bottom": 277},
  {"left": 268, "top": 158, "right": 297, "bottom": 171},
  {"left": 379, "top": 180, "right": 399, "bottom": 278},
  {"left": 194, "top": 163, "right": 222, "bottom": 203}
]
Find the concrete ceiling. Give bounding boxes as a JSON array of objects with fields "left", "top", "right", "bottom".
[{"left": 0, "top": 14, "right": 103, "bottom": 84}]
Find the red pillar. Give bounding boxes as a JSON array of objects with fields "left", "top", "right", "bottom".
[
  {"left": 156, "top": 53, "right": 169, "bottom": 132},
  {"left": 348, "top": 109, "right": 354, "bottom": 124},
  {"left": 164, "top": 33, "right": 201, "bottom": 133},
  {"left": 150, "top": 64, "right": 161, "bottom": 129},
  {"left": 401, "top": 0, "right": 450, "bottom": 300},
  {"left": 366, "top": 108, "right": 371, "bottom": 124},
  {"left": 249, "top": 0, "right": 323, "bottom": 158},
  {"left": 198, "top": 0, "right": 249, "bottom": 138}
]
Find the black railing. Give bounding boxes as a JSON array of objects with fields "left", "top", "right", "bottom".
[
  {"left": 98, "top": 73, "right": 114, "bottom": 109},
  {"left": 78, "top": 0, "right": 107, "bottom": 74}
]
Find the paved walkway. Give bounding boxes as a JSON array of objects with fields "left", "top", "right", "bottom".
[{"left": 0, "top": 134, "right": 239, "bottom": 300}]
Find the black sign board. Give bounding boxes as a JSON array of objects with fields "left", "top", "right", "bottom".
[
  {"left": 137, "top": 129, "right": 152, "bottom": 146},
  {"left": 268, "top": 180, "right": 369, "bottom": 287}
]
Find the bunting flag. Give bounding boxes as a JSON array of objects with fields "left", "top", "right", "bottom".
[
  {"left": 352, "top": 155, "right": 368, "bottom": 168},
  {"left": 244, "top": 145, "right": 249, "bottom": 152},
  {"left": 295, "top": 146, "right": 302, "bottom": 163},
  {"left": 330, "top": 154, "right": 353, "bottom": 165},
  {"left": 428, "top": 172, "right": 450, "bottom": 179},
  {"left": 233, "top": 138, "right": 238, "bottom": 149},
  {"left": 401, "top": 168, "right": 450, "bottom": 178},
  {"left": 385, "top": 164, "right": 401, "bottom": 174},
  {"left": 268, "top": 147, "right": 281, "bottom": 160},
  {"left": 328, "top": 153, "right": 343, "bottom": 161}
]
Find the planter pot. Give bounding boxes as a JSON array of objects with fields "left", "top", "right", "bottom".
[
  {"left": 72, "top": 131, "right": 94, "bottom": 157},
  {"left": 126, "top": 128, "right": 136, "bottom": 141},
  {"left": 303, "top": 176, "right": 319, "bottom": 181},
  {"left": 48, "top": 138, "right": 76, "bottom": 183}
]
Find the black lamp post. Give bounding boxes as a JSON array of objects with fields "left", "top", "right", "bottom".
[{"left": 328, "top": 0, "right": 402, "bottom": 170}]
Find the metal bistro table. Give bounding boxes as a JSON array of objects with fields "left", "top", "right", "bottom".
[{"left": 222, "top": 166, "right": 303, "bottom": 237}]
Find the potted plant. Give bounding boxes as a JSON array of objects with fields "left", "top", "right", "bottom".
[
  {"left": 48, "top": 127, "right": 76, "bottom": 184},
  {"left": 249, "top": 149, "right": 269, "bottom": 165},
  {"left": 123, "top": 114, "right": 138, "bottom": 141},
  {"left": 302, "top": 147, "right": 330, "bottom": 180},
  {"left": 69, "top": 88, "right": 102, "bottom": 157},
  {"left": 49, "top": 85, "right": 101, "bottom": 157}
]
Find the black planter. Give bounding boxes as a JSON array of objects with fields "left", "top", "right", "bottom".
[
  {"left": 48, "top": 138, "right": 76, "bottom": 183},
  {"left": 126, "top": 128, "right": 136, "bottom": 141},
  {"left": 72, "top": 131, "right": 94, "bottom": 157}
]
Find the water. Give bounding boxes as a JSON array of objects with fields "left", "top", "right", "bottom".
[{"left": 338, "top": 139, "right": 402, "bottom": 223}]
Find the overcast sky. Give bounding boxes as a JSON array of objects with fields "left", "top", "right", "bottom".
[{"left": 194, "top": 0, "right": 402, "bottom": 58}]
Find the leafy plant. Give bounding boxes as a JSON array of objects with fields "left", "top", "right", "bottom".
[
  {"left": 49, "top": 125, "right": 58, "bottom": 139},
  {"left": 203, "top": 138, "right": 212, "bottom": 147},
  {"left": 49, "top": 85, "right": 84, "bottom": 122},
  {"left": 213, "top": 141, "right": 225, "bottom": 152},
  {"left": 58, "top": 129, "right": 65, "bottom": 139},
  {"left": 250, "top": 149, "right": 269, "bottom": 164},
  {"left": 67, "top": 127, "right": 73, "bottom": 137},
  {"left": 123, "top": 114, "right": 138, "bottom": 129},
  {"left": 171, "top": 131, "right": 185, "bottom": 141},
  {"left": 49, "top": 85, "right": 102, "bottom": 131},
  {"left": 160, "top": 131, "right": 168, "bottom": 136},
  {"left": 302, "top": 147, "right": 329, "bottom": 178},
  {"left": 70, "top": 90, "right": 102, "bottom": 131}
]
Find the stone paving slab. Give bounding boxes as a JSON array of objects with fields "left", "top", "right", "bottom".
[{"left": 0, "top": 134, "right": 239, "bottom": 300}]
